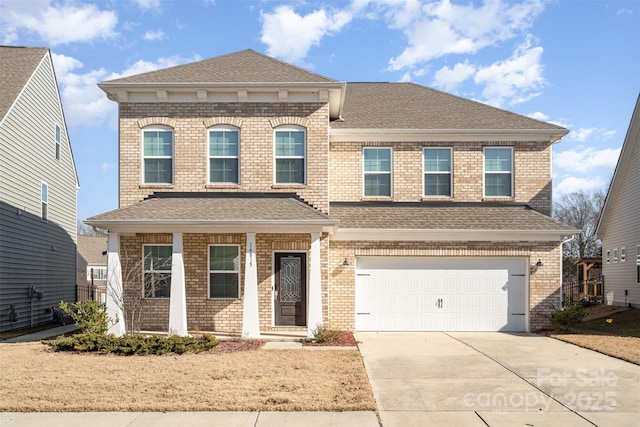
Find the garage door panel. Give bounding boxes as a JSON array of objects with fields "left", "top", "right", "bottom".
[{"left": 355, "top": 257, "right": 527, "bottom": 332}]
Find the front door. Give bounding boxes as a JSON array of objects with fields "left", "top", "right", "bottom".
[{"left": 274, "top": 253, "right": 307, "bottom": 326}]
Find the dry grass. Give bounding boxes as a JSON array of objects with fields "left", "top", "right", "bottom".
[
  {"left": 549, "top": 334, "right": 640, "bottom": 365},
  {"left": 0, "top": 341, "right": 376, "bottom": 412}
]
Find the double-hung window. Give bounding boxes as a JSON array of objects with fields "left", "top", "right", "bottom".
[
  {"left": 484, "top": 147, "right": 513, "bottom": 197},
  {"left": 143, "top": 245, "right": 172, "bottom": 298},
  {"left": 41, "top": 182, "right": 48, "bottom": 221},
  {"left": 55, "top": 124, "right": 61, "bottom": 161},
  {"left": 209, "top": 126, "right": 239, "bottom": 184},
  {"left": 621, "top": 247, "right": 626, "bottom": 262},
  {"left": 143, "top": 126, "right": 173, "bottom": 184},
  {"left": 88, "top": 266, "right": 107, "bottom": 281},
  {"left": 424, "top": 148, "right": 452, "bottom": 197},
  {"left": 613, "top": 248, "right": 619, "bottom": 263},
  {"left": 363, "top": 147, "right": 392, "bottom": 197},
  {"left": 605, "top": 249, "right": 611, "bottom": 264},
  {"left": 274, "top": 126, "right": 306, "bottom": 184},
  {"left": 209, "top": 245, "right": 240, "bottom": 299}
]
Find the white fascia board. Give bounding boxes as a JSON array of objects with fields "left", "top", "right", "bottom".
[
  {"left": 331, "top": 228, "right": 578, "bottom": 242},
  {"left": 329, "top": 128, "right": 568, "bottom": 144},
  {"left": 85, "top": 220, "right": 338, "bottom": 235}
]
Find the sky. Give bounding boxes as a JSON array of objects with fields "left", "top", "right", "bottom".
[{"left": 1, "top": 0, "right": 638, "bottom": 221}]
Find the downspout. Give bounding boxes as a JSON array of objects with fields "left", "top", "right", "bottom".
[{"left": 560, "top": 235, "right": 576, "bottom": 307}]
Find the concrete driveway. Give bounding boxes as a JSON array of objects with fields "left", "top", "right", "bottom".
[{"left": 356, "top": 332, "right": 640, "bottom": 427}]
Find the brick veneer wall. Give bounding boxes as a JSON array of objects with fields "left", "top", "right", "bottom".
[
  {"left": 328, "top": 240, "right": 562, "bottom": 332},
  {"left": 329, "top": 140, "right": 552, "bottom": 215},
  {"left": 118, "top": 102, "right": 330, "bottom": 213},
  {"left": 119, "top": 232, "right": 328, "bottom": 334}
]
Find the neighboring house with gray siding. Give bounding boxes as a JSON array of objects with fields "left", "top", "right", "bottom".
[
  {"left": 596, "top": 93, "right": 640, "bottom": 308},
  {"left": 0, "top": 46, "right": 79, "bottom": 332}
]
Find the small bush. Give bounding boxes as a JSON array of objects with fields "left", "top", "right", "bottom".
[
  {"left": 311, "top": 326, "right": 340, "bottom": 344},
  {"left": 550, "top": 304, "right": 587, "bottom": 327},
  {"left": 45, "top": 333, "right": 218, "bottom": 355},
  {"left": 59, "top": 300, "right": 108, "bottom": 334}
]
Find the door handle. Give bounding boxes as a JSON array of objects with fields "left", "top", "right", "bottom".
[{"left": 435, "top": 298, "right": 443, "bottom": 308}]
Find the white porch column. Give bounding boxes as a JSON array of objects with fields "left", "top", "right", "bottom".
[
  {"left": 242, "top": 232, "right": 260, "bottom": 338},
  {"left": 106, "top": 232, "right": 125, "bottom": 336},
  {"left": 168, "top": 232, "right": 188, "bottom": 336},
  {"left": 307, "top": 232, "right": 323, "bottom": 338}
]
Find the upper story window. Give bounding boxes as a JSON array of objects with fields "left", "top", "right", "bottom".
[
  {"left": 55, "top": 124, "right": 61, "bottom": 161},
  {"left": 143, "top": 245, "right": 172, "bottom": 298},
  {"left": 613, "top": 248, "right": 619, "bottom": 263},
  {"left": 621, "top": 247, "right": 626, "bottom": 263},
  {"left": 424, "top": 148, "right": 452, "bottom": 197},
  {"left": 209, "top": 245, "right": 241, "bottom": 299},
  {"left": 87, "top": 266, "right": 107, "bottom": 281},
  {"left": 41, "top": 182, "right": 48, "bottom": 221},
  {"left": 363, "top": 147, "right": 392, "bottom": 197},
  {"left": 484, "top": 147, "right": 513, "bottom": 197},
  {"left": 142, "top": 126, "right": 173, "bottom": 184},
  {"left": 274, "top": 126, "right": 306, "bottom": 184},
  {"left": 209, "top": 126, "right": 240, "bottom": 184},
  {"left": 605, "top": 249, "right": 611, "bottom": 264}
]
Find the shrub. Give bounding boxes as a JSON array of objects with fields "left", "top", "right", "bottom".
[
  {"left": 311, "top": 326, "right": 340, "bottom": 344},
  {"left": 550, "top": 304, "right": 587, "bottom": 327},
  {"left": 59, "top": 300, "right": 109, "bottom": 334},
  {"left": 45, "top": 333, "right": 218, "bottom": 355}
]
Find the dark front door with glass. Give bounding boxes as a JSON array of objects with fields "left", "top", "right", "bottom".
[{"left": 274, "top": 253, "right": 307, "bottom": 326}]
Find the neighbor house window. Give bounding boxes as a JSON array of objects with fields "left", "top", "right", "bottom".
[
  {"left": 143, "top": 126, "right": 173, "bottom": 184},
  {"left": 363, "top": 147, "right": 392, "bottom": 197},
  {"left": 209, "top": 126, "right": 239, "bottom": 184},
  {"left": 143, "top": 245, "right": 172, "bottom": 298},
  {"left": 605, "top": 249, "right": 611, "bottom": 264},
  {"left": 87, "top": 266, "right": 107, "bottom": 281},
  {"left": 41, "top": 182, "right": 48, "bottom": 221},
  {"left": 274, "top": 126, "right": 305, "bottom": 184},
  {"left": 613, "top": 248, "right": 618, "bottom": 263},
  {"left": 209, "top": 245, "right": 240, "bottom": 299},
  {"left": 55, "top": 124, "right": 61, "bottom": 160},
  {"left": 620, "top": 247, "right": 626, "bottom": 262},
  {"left": 636, "top": 245, "right": 640, "bottom": 284},
  {"left": 484, "top": 147, "right": 513, "bottom": 197},
  {"left": 424, "top": 148, "right": 452, "bottom": 197}
]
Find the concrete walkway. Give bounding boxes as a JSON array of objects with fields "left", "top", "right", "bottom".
[{"left": 356, "top": 332, "right": 640, "bottom": 427}]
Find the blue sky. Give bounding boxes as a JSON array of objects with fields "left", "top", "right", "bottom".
[{"left": 1, "top": 0, "right": 638, "bottom": 221}]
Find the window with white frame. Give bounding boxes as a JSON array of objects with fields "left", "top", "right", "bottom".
[
  {"left": 621, "top": 247, "right": 626, "bottom": 262},
  {"left": 87, "top": 266, "right": 107, "bottom": 281},
  {"left": 274, "top": 126, "right": 305, "bottom": 184},
  {"left": 209, "top": 126, "right": 239, "bottom": 184},
  {"left": 41, "top": 182, "right": 48, "bottom": 221},
  {"left": 55, "top": 124, "right": 61, "bottom": 160},
  {"left": 142, "top": 126, "right": 173, "bottom": 184},
  {"left": 363, "top": 147, "right": 392, "bottom": 197},
  {"left": 613, "top": 248, "right": 618, "bottom": 263},
  {"left": 606, "top": 249, "right": 611, "bottom": 264},
  {"left": 209, "top": 245, "right": 240, "bottom": 299},
  {"left": 424, "top": 148, "right": 452, "bottom": 197},
  {"left": 143, "top": 245, "right": 172, "bottom": 298},
  {"left": 484, "top": 147, "right": 513, "bottom": 197}
]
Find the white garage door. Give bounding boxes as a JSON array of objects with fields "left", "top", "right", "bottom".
[{"left": 355, "top": 257, "right": 527, "bottom": 332}]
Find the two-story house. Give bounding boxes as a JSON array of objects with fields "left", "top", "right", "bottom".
[
  {"left": 87, "top": 49, "right": 577, "bottom": 337},
  {"left": 596, "top": 93, "right": 640, "bottom": 308},
  {"left": 0, "top": 46, "right": 79, "bottom": 332}
]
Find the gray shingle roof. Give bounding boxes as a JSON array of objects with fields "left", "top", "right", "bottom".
[
  {"left": 87, "top": 193, "right": 335, "bottom": 224},
  {"left": 0, "top": 46, "right": 48, "bottom": 122},
  {"left": 332, "top": 82, "right": 566, "bottom": 131},
  {"left": 330, "top": 202, "right": 578, "bottom": 232},
  {"left": 77, "top": 236, "right": 108, "bottom": 265},
  {"left": 102, "top": 49, "right": 337, "bottom": 85}
]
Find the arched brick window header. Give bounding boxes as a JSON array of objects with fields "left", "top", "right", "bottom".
[{"left": 138, "top": 117, "right": 177, "bottom": 129}]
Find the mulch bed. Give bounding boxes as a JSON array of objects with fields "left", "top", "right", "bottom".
[{"left": 303, "top": 331, "right": 359, "bottom": 346}]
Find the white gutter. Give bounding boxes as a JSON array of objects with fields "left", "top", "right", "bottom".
[
  {"left": 332, "top": 228, "right": 578, "bottom": 242},
  {"left": 330, "top": 128, "right": 568, "bottom": 143}
]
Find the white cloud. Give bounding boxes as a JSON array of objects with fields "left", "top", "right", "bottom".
[
  {"left": 554, "top": 147, "right": 621, "bottom": 171},
  {"left": 527, "top": 112, "right": 549, "bottom": 121},
  {"left": 101, "top": 162, "right": 115, "bottom": 174},
  {"left": 260, "top": 5, "right": 353, "bottom": 64},
  {"left": 387, "top": 0, "right": 545, "bottom": 72},
  {"left": 133, "top": 0, "right": 162, "bottom": 12},
  {"left": 617, "top": 8, "right": 633, "bottom": 16},
  {"left": 554, "top": 176, "right": 604, "bottom": 198},
  {"left": 143, "top": 30, "right": 165, "bottom": 41},
  {"left": 0, "top": 0, "right": 117, "bottom": 46},
  {"left": 52, "top": 53, "right": 198, "bottom": 128},
  {"left": 432, "top": 61, "right": 476, "bottom": 91},
  {"left": 473, "top": 40, "right": 545, "bottom": 107},
  {"left": 568, "top": 127, "right": 616, "bottom": 142}
]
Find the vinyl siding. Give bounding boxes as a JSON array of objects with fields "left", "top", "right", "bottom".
[
  {"left": 0, "top": 52, "right": 78, "bottom": 331},
  {"left": 600, "top": 124, "right": 640, "bottom": 307}
]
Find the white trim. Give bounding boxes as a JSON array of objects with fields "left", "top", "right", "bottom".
[
  {"left": 613, "top": 248, "right": 619, "bottom": 263},
  {"left": 332, "top": 228, "right": 573, "bottom": 242},
  {"left": 363, "top": 147, "right": 393, "bottom": 198},
  {"left": 142, "top": 243, "right": 172, "bottom": 299},
  {"left": 208, "top": 125, "right": 240, "bottom": 185},
  {"left": 106, "top": 233, "right": 125, "bottom": 336},
  {"left": 141, "top": 125, "right": 174, "bottom": 185},
  {"left": 330, "top": 128, "right": 567, "bottom": 143},
  {"left": 242, "top": 233, "right": 260, "bottom": 338},
  {"left": 84, "top": 221, "right": 338, "bottom": 235},
  {"left": 54, "top": 123, "right": 61, "bottom": 161},
  {"left": 207, "top": 244, "right": 241, "bottom": 300},
  {"left": 483, "top": 147, "right": 513, "bottom": 198},
  {"left": 423, "top": 147, "right": 453, "bottom": 197},
  {"left": 274, "top": 125, "right": 307, "bottom": 185},
  {"left": 307, "top": 233, "right": 322, "bottom": 338},
  {"left": 40, "top": 181, "right": 48, "bottom": 221},
  {"left": 168, "top": 233, "right": 188, "bottom": 336}
]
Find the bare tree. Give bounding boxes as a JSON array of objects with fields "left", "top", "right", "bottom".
[
  {"left": 553, "top": 189, "right": 606, "bottom": 278},
  {"left": 107, "top": 247, "right": 171, "bottom": 334},
  {"left": 77, "top": 219, "right": 107, "bottom": 237}
]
